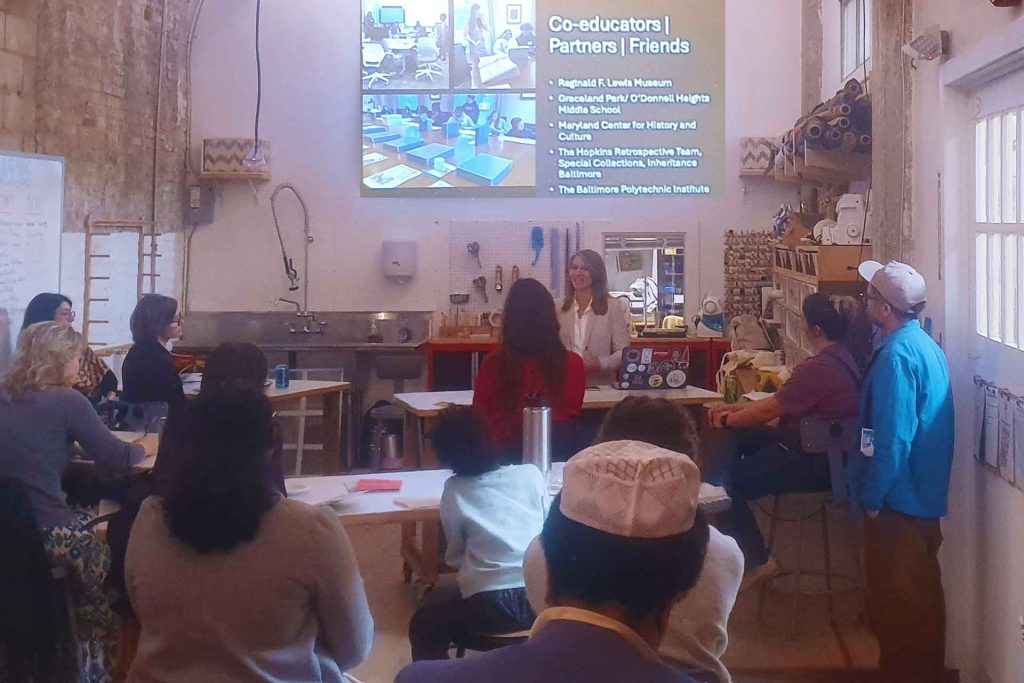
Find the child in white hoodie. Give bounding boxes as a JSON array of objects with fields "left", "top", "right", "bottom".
[{"left": 408, "top": 406, "right": 547, "bottom": 661}]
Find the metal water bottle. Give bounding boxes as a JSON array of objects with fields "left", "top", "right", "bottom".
[{"left": 522, "top": 401, "right": 552, "bottom": 475}]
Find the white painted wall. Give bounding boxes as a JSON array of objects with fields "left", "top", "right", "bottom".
[{"left": 186, "top": 0, "right": 802, "bottom": 317}]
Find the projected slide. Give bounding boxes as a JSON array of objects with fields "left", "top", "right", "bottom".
[{"left": 360, "top": 0, "right": 723, "bottom": 198}]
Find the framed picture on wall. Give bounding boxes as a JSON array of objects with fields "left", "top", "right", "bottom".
[{"left": 507, "top": 4, "right": 522, "bottom": 24}]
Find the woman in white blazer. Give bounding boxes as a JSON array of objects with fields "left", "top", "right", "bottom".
[{"left": 557, "top": 249, "right": 632, "bottom": 386}]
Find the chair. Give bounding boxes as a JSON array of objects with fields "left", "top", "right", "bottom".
[
  {"left": 361, "top": 41, "right": 385, "bottom": 68},
  {"left": 454, "top": 629, "right": 531, "bottom": 658},
  {"left": 96, "top": 400, "right": 169, "bottom": 435},
  {"left": 415, "top": 37, "right": 443, "bottom": 81},
  {"left": 362, "top": 51, "right": 394, "bottom": 88},
  {"left": 0, "top": 477, "right": 79, "bottom": 682},
  {"left": 369, "top": 355, "right": 424, "bottom": 470},
  {"left": 757, "top": 418, "right": 861, "bottom": 636},
  {"left": 451, "top": 43, "right": 471, "bottom": 87}
]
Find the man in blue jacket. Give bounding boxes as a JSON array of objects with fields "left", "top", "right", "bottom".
[{"left": 855, "top": 260, "right": 954, "bottom": 683}]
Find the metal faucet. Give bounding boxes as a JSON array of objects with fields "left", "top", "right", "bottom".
[{"left": 275, "top": 298, "right": 327, "bottom": 335}]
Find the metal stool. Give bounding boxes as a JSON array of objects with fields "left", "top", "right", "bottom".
[
  {"left": 758, "top": 418, "right": 860, "bottom": 637},
  {"left": 370, "top": 355, "right": 423, "bottom": 470},
  {"left": 454, "top": 629, "right": 531, "bottom": 658}
]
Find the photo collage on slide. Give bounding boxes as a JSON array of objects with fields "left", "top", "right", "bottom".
[{"left": 361, "top": 0, "right": 537, "bottom": 196}]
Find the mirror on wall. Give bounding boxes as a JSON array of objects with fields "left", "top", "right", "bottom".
[{"left": 602, "top": 233, "right": 686, "bottom": 332}]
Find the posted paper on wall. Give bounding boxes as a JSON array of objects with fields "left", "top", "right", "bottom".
[
  {"left": 974, "top": 379, "right": 986, "bottom": 462},
  {"left": 997, "top": 391, "right": 1015, "bottom": 485},
  {"left": 983, "top": 385, "right": 1000, "bottom": 469},
  {"left": 1016, "top": 399, "right": 1024, "bottom": 495}
]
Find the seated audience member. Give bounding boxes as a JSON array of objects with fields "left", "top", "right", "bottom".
[
  {"left": 120, "top": 294, "right": 185, "bottom": 413},
  {"left": 408, "top": 406, "right": 545, "bottom": 661},
  {"left": 0, "top": 476, "right": 79, "bottom": 682},
  {"left": 0, "top": 322, "right": 148, "bottom": 678},
  {"left": 125, "top": 383, "right": 373, "bottom": 681},
  {"left": 517, "top": 23, "right": 536, "bottom": 47},
  {"left": 397, "top": 441, "right": 709, "bottom": 683},
  {"left": 493, "top": 29, "right": 514, "bottom": 54},
  {"left": 21, "top": 292, "right": 118, "bottom": 403},
  {"left": 523, "top": 396, "right": 743, "bottom": 682},
  {"left": 473, "top": 278, "right": 586, "bottom": 461},
  {"left": 106, "top": 342, "right": 287, "bottom": 598},
  {"left": 703, "top": 294, "right": 861, "bottom": 588}
]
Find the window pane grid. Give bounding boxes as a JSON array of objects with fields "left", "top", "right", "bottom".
[
  {"left": 1004, "top": 111, "right": 1019, "bottom": 223},
  {"left": 974, "top": 109, "right": 1023, "bottom": 349},
  {"left": 1019, "top": 236, "right": 1024, "bottom": 345},
  {"left": 976, "top": 233, "right": 989, "bottom": 338},
  {"left": 1005, "top": 235, "right": 1019, "bottom": 348},
  {"left": 977, "top": 120, "right": 988, "bottom": 223},
  {"left": 840, "top": 0, "right": 869, "bottom": 78},
  {"left": 990, "top": 116, "right": 1003, "bottom": 224},
  {"left": 989, "top": 233, "right": 1003, "bottom": 342}
]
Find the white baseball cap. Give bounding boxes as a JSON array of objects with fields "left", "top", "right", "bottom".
[
  {"left": 858, "top": 260, "right": 928, "bottom": 314},
  {"left": 559, "top": 440, "right": 701, "bottom": 538}
]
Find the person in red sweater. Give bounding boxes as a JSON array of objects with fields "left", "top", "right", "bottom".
[{"left": 473, "top": 278, "right": 586, "bottom": 461}]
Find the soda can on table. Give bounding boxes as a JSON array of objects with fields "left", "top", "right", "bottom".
[
  {"left": 724, "top": 374, "right": 738, "bottom": 404},
  {"left": 275, "top": 364, "right": 290, "bottom": 389}
]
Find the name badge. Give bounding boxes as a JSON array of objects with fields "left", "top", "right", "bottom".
[{"left": 860, "top": 428, "right": 875, "bottom": 457}]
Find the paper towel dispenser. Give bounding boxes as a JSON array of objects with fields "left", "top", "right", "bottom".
[{"left": 382, "top": 240, "right": 417, "bottom": 280}]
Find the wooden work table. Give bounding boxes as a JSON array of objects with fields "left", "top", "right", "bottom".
[
  {"left": 424, "top": 337, "right": 731, "bottom": 391},
  {"left": 289, "top": 468, "right": 730, "bottom": 586}
]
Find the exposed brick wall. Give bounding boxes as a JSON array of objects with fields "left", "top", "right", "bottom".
[
  {"left": 3, "top": 0, "right": 191, "bottom": 234},
  {"left": 0, "top": 0, "right": 38, "bottom": 152}
]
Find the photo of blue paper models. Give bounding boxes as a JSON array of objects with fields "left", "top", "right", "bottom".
[{"left": 361, "top": 93, "right": 535, "bottom": 195}]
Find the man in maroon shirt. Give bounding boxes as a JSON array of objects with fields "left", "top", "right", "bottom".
[{"left": 703, "top": 294, "right": 862, "bottom": 589}]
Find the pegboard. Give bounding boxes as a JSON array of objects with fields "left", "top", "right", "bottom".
[{"left": 449, "top": 220, "right": 584, "bottom": 318}]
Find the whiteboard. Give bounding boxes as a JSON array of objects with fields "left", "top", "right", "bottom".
[{"left": 0, "top": 152, "right": 64, "bottom": 371}]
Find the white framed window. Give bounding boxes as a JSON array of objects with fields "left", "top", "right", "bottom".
[
  {"left": 974, "top": 106, "right": 1024, "bottom": 350},
  {"left": 840, "top": 0, "right": 872, "bottom": 80}
]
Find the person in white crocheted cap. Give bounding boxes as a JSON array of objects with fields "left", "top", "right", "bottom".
[
  {"left": 526, "top": 396, "right": 742, "bottom": 683},
  {"left": 396, "top": 440, "right": 710, "bottom": 683}
]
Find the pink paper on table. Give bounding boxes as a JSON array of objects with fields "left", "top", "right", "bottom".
[{"left": 354, "top": 479, "right": 403, "bottom": 492}]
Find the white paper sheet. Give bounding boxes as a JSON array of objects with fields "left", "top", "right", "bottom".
[
  {"left": 974, "top": 379, "right": 986, "bottom": 462},
  {"left": 363, "top": 164, "right": 420, "bottom": 189},
  {"left": 998, "top": 390, "right": 1015, "bottom": 485},
  {"left": 1015, "top": 398, "right": 1024, "bottom": 494},
  {"left": 424, "top": 163, "right": 456, "bottom": 178},
  {"left": 983, "top": 385, "right": 1000, "bottom": 468},
  {"left": 362, "top": 152, "right": 387, "bottom": 165}
]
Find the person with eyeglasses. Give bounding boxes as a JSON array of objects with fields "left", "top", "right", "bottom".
[
  {"left": 21, "top": 292, "right": 118, "bottom": 403},
  {"left": 852, "top": 260, "right": 953, "bottom": 683},
  {"left": 121, "top": 294, "right": 186, "bottom": 413}
]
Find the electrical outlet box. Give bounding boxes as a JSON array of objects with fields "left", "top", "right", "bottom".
[{"left": 186, "top": 182, "right": 216, "bottom": 225}]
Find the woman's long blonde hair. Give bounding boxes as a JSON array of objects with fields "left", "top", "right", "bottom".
[{"left": 4, "top": 322, "right": 84, "bottom": 395}]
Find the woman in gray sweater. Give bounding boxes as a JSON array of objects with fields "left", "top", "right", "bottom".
[
  {"left": 0, "top": 321, "right": 148, "bottom": 681},
  {"left": 126, "top": 383, "right": 374, "bottom": 682}
]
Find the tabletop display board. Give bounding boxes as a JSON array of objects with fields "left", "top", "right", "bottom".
[{"left": 0, "top": 152, "right": 64, "bottom": 373}]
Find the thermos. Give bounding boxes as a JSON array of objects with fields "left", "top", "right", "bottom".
[{"left": 522, "top": 402, "right": 552, "bottom": 475}]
